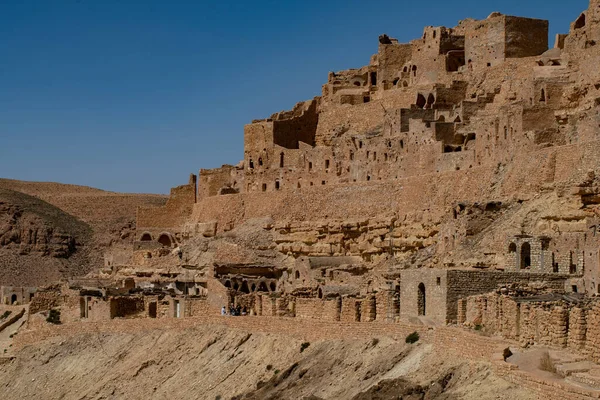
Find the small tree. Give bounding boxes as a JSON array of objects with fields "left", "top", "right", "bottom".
[{"left": 46, "top": 309, "right": 61, "bottom": 325}]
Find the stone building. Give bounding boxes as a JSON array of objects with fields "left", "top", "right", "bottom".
[
  {"left": 0, "top": 286, "right": 36, "bottom": 305},
  {"left": 77, "top": 0, "right": 600, "bottom": 333}
]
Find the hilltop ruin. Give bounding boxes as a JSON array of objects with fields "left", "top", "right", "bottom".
[{"left": 9, "top": 0, "right": 600, "bottom": 377}]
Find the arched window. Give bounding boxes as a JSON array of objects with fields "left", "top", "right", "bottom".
[
  {"left": 275, "top": 180, "right": 280, "bottom": 190},
  {"left": 508, "top": 243, "right": 517, "bottom": 253},
  {"left": 158, "top": 234, "right": 172, "bottom": 247},
  {"left": 140, "top": 233, "right": 152, "bottom": 241},
  {"left": 258, "top": 281, "right": 268, "bottom": 292},
  {"left": 224, "top": 280, "right": 231, "bottom": 288},
  {"left": 539, "top": 89, "right": 546, "bottom": 103},
  {"left": 295, "top": 270, "right": 300, "bottom": 279},
  {"left": 258, "top": 157, "right": 263, "bottom": 166},
  {"left": 269, "top": 282, "right": 276, "bottom": 292},
  {"left": 249, "top": 159, "right": 254, "bottom": 169},
  {"left": 280, "top": 153, "right": 284, "bottom": 168},
  {"left": 417, "top": 283, "right": 426, "bottom": 316},
  {"left": 412, "top": 65, "right": 417, "bottom": 77},
  {"left": 416, "top": 94, "right": 426, "bottom": 108}
]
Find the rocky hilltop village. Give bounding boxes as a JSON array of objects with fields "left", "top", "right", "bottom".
[{"left": 5, "top": 2, "right": 600, "bottom": 399}]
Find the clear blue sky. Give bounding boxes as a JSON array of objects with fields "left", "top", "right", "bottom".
[{"left": 0, "top": 0, "right": 588, "bottom": 194}]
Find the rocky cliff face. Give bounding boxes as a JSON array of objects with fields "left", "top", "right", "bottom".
[
  {"left": 0, "top": 189, "right": 94, "bottom": 286},
  {"left": 0, "top": 201, "right": 78, "bottom": 258}
]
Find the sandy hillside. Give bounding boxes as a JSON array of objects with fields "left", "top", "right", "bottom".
[{"left": 0, "top": 322, "right": 533, "bottom": 400}]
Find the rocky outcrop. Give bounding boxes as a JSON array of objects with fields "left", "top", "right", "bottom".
[{"left": 0, "top": 201, "right": 78, "bottom": 258}]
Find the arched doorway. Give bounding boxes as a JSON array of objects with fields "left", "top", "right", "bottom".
[
  {"left": 140, "top": 233, "right": 152, "bottom": 241},
  {"left": 10, "top": 294, "right": 17, "bottom": 305},
  {"left": 520, "top": 243, "right": 531, "bottom": 269},
  {"left": 417, "top": 283, "right": 426, "bottom": 316},
  {"left": 158, "top": 234, "right": 172, "bottom": 247},
  {"left": 240, "top": 281, "right": 250, "bottom": 294},
  {"left": 416, "top": 94, "right": 426, "bottom": 108},
  {"left": 258, "top": 281, "right": 268, "bottom": 292}
]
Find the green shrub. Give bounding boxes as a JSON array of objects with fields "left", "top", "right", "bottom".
[
  {"left": 300, "top": 342, "right": 310, "bottom": 353},
  {"left": 46, "top": 309, "right": 61, "bottom": 325},
  {"left": 474, "top": 324, "right": 482, "bottom": 331},
  {"left": 405, "top": 331, "right": 420, "bottom": 344}
]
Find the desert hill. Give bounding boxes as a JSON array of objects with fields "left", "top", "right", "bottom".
[{"left": 0, "top": 179, "right": 167, "bottom": 286}]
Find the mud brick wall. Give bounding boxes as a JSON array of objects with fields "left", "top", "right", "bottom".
[
  {"left": 550, "top": 306, "right": 569, "bottom": 347},
  {"left": 568, "top": 306, "right": 587, "bottom": 351},
  {"left": 498, "top": 297, "right": 519, "bottom": 340},
  {"left": 446, "top": 270, "right": 568, "bottom": 323},
  {"left": 86, "top": 297, "right": 111, "bottom": 321},
  {"left": 375, "top": 290, "right": 394, "bottom": 322},
  {"left": 157, "top": 299, "right": 172, "bottom": 318},
  {"left": 586, "top": 304, "right": 600, "bottom": 362},
  {"left": 29, "top": 286, "right": 63, "bottom": 315},
  {"left": 340, "top": 297, "right": 360, "bottom": 322},
  {"left": 360, "top": 296, "right": 377, "bottom": 322},
  {"left": 185, "top": 298, "right": 210, "bottom": 317},
  {"left": 275, "top": 297, "right": 294, "bottom": 317},
  {"left": 109, "top": 297, "right": 145, "bottom": 319},
  {"left": 137, "top": 177, "right": 196, "bottom": 229},
  {"left": 295, "top": 298, "right": 340, "bottom": 321}
]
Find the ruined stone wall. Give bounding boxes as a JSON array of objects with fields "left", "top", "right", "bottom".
[
  {"left": 198, "top": 165, "right": 242, "bottom": 199},
  {"left": 340, "top": 297, "right": 360, "bottom": 322},
  {"left": 109, "top": 296, "right": 145, "bottom": 319},
  {"left": 376, "top": 42, "right": 412, "bottom": 87},
  {"left": 462, "top": 291, "right": 600, "bottom": 365},
  {"left": 184, "top": 297, "right": 210, "bottom": 317},
  {"left": 137, "top": 175, "right": 197, "bottom": 230},
  {"left": 504, "top": 16, "right": 549, "bottom": 59},
  {"left": 446, "top": 270, "right": 567, "bottom": 323},
  {"left": 29, "top": 285, "right": 63, "bottom": 315},
  {"left": 191, "top": 139, "right": 600, "bottom": 236}
]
